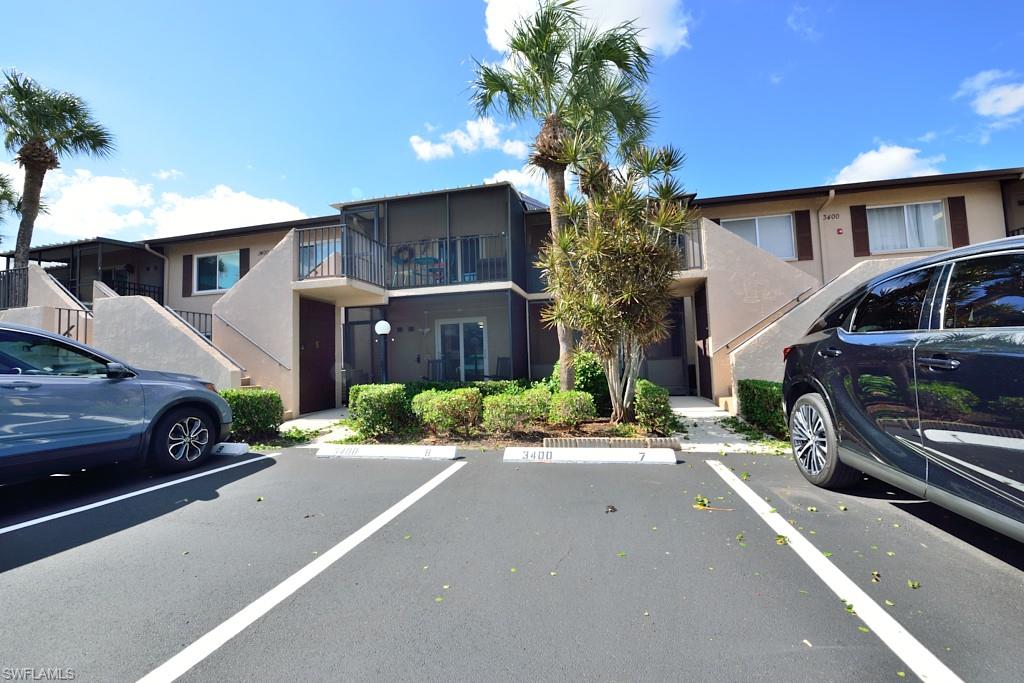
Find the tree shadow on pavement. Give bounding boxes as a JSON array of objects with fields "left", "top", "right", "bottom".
[{"left": 0, "top": 455, "right": 275, "bottom": 573}]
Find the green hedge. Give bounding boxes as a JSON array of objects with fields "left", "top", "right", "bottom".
[
  {"left": 548, "top": 390, "right": 596, "bottom": 428},
  {"left": 220, "top": 389, "right": 284, "bottom": 440},
  {"left": 402, "top": 379, "right": 527, "bottom": 401},
  {"left": 412, "top": 388, "right": 483, "bottom": 436},
  {"left": 482, "top": 386, "right": 551, "bottom": 434},
  {"left": 737, "top": 379, "right": 787, "bottom": 438},
  {"left": 547, "top": 351, "right": 611, "bottom": 417},
  {"left": 348, "top": 384, "right": 414, "bottom": 439},
  {"left": 634, "top": 379, "right": 681, "bottom": 435}
]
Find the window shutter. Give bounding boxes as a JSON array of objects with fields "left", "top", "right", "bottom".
[
  {"left": 850, "top": 205, "right": 870, "bottom": 257},
  {"left": 182, "top": 254, "right": 193, "bottom": 297},
  {"left": 239, "top": 248, "right": 250, "bottom": 277},
  {"left": 794, "top": 210, "right": 813, "bottom": 261},
  {"left": 948, "top": 196, "right": 969, "bottom": 247}
]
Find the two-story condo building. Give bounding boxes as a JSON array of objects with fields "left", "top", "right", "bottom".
[{"left": 2, "top": 166, "right": 1022, "bottom": 418}]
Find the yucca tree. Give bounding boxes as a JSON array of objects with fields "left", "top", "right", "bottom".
[
  {"left": 0, "top": 71, "right": 113, "bottom": 268},
  {"left": 539, "top": 144, "right": 696, "bottom": 422},
  {"left": 471, "top": 0, "right": 654, "bottom": 390}
]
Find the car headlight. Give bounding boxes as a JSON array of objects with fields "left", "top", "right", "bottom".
[{"left": 200, "top": 381, "right": 217, "bottom": 393}]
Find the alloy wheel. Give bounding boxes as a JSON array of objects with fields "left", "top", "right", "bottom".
[
  {"left": 791, "top": 403, "right": 828, "bottom": 476},
  {"left": 167, "top": 416, "right": 209, "bottom": 462}
]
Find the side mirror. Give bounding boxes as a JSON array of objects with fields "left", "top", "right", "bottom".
[{"left": 106, "top": 362, "right": 133, "bottom": 379}]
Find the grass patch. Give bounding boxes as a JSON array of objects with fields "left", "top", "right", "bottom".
[
  {"left": 250, "top": 426, "right": 324, "bottom": 452},
  {"left": 719, "top": 417, "right": 790, "bottom": 454}
]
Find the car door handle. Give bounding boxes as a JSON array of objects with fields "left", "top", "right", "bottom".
[
  {"left": 818, "top": 347, "right": 843, "bottom": 358},
  {"left": 0, "top": 380, "right": 42, "bottom": 390},
  {"left": 918, "top": 356, "right": 960, "bottom": 371}
]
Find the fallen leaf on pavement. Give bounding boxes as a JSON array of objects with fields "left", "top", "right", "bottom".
[{"left": 907, "top": 579, "right": 921, "bottom": 589}]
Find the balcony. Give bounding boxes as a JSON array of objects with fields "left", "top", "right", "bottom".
[
  {"left": 388, "top": 234, "right": 508, "bottom": 289},
  {"left": 0, "top": 267, "right": 28, "bottom": 310},
  {"left": 670, "top": 225, "right": 704, "bottom": 270}
]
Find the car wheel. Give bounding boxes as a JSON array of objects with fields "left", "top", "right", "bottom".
[
  {"left": 151, "top": 407, "right": 213, "bottom": 472},
  {"left": 789, "top": 393, "right": 860, "bottom": 489}
]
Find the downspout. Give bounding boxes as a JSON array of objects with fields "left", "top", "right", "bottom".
[
  {"left": 815, "top": 189, "right": 836, "bottom": 283},
  {"left": 143, "top": 244, "right": 169, "bottom": 304}
]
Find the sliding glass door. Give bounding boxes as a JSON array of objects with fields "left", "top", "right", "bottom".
[{"left": 436, "top": 318, "right": 487, "bottom": 381}]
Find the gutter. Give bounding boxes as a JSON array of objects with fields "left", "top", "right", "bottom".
[
  {"left": 815, "top": 189, "right": 836, "bottom": 283},
  {"left": 143, "top": 244, "right": 169, "bottom": 296}
]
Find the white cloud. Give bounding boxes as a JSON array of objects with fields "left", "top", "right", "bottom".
[
  {"left": 484, "top": 0, "right": 691, "bottom": 58},
  {"left": 954, "top": 69, "right": 1013, "bottom": 100},
  {"left": 410, "top": 117, "right": 529, "bottom": 161},
  {"left": 786, "top": 5, "right": 821, "bottom": 41},
  {"left": 0, "top": 161, "right": 306, "bottom": 242},
  {"left": 153, "top": 168, "right": 183, "bottom": 180},
  {"left": 148, "top": 185, "right": 306, "bottom": 237},
  {"left": 769, "top": 73, "right": 783, "bottom": 86},
  {"left": 484, "top": 166, "right": 548, "bottom": 199},
  {"left": 954, "top": 69, "right": 1024, "bottom": 142},
  {"left": 830, "top": 144, "right": 945, "bottom": 185},
  {"left": 916, "top": 131, "right": 937, "bottom": 143}
]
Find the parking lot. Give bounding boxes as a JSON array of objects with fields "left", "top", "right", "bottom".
[{"left": 1, "top": 443, "right": 1022, "bottom": 683}]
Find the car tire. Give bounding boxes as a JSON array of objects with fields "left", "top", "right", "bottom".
[
  {"left": 789, "top": 393, "right": 860, "bottom": 489},
  {"left": 150, "top": 407, "right": 214, "bottom": 472}
]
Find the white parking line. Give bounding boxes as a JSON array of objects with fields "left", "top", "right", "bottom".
[
  {"left": 137, "top": 460, "right": 467, "bottom": 683},
  {"left": 707, "top": 460, "right": 962, "bottom": 683},
  {"left": 0, "top": 455, "right": 278, "bottom": 537}
]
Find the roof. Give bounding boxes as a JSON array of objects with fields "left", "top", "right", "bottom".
[
  {"left": 0, "top": 236, "right": 152, "bottom": 258},
  {"left": 694, "top": 167, "right": 1024, "bottom": 208},
  {"left": 143, "top": 214, "right": 341, "bottom": 247},
  {"left": 331, "top": 180, "right": 539, "bottom": 211}
]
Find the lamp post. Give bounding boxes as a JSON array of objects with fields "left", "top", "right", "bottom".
[{"left": 374, "top": 319, "right": 391, "bottom": 383}]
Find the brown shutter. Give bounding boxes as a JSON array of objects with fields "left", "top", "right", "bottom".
[
  {"left": 850, "top": 205, "right": 870, "bottom": 257},
  {"left": 794, "top": 210, "right": 813, "bottom": 261},
  {"left": 239, "top": 248, "right": 250, "bottom": 277},
  {"left": 182, "top": 254, "right": 193, "bottom": 297},
  {"left": 948, "top": 196, "right": 969, "bottom": 247}
]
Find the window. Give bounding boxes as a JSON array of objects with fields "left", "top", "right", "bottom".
[
  {"left": 850, "top": 268, "right": 934, "bottom": 333},
  {"left": 436, "top": 318, "right": 487, "bottom": 382},
  {"left": 807, "top": 294, "right": 859, "bottom": 333},
  {"left": 866, "top": 201, "right": 947, "bottom": 253},
  {"left": 943, "top": 252, "right": 1024, "bottom": 329},
  {"left": 195, "top": 252, "right": 240, "bottom": 293},
  {"left": 0, "top": 331, "right": 109, "bottom": 377},
  {"left": 722, "top": 215, "right": 795, "bottom": 259}
]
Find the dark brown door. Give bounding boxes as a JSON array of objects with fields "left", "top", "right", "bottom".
[
  {"left": 694, "top": 286, "right": 712, "bottom": 400},
  {"left": 300, "top": 298, "right": 336, "bottom": 414}
]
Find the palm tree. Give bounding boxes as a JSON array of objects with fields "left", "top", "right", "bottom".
[
  {"left": 471, "top": 0, "right": 654, "bottom": 390},
  {"left": 0, "top": 70, "right": 113, "bottom": 267}
]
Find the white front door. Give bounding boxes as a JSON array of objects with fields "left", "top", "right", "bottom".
[{"left": 435, "top": 318, "right": 488, "bottom": 381}]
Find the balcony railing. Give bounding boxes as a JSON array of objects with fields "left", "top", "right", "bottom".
[
  {"left": 389, "top": 233, "right": 508, "bottom": 289},
  {"left": 296, "top": 225, "right": 386, "bottom": 288},
  {"left": 1009, "top": 226, "right": 1024, "bottom": 238},
  {"left": 0, "top": 267, "right": 28, "bottom": 310},
  {"left": 110, "top": 280, "right": 164, "bottom": 303},
  {"left": 670, "top": 225, "right": 704, "bottom": 270},
  {"left": 171, "top": 309, "right": 213, "bottom": 340},
  {"left": 56, "top": 307, "right": 93, "bottom": 344}
]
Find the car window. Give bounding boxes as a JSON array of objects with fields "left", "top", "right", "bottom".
[
  {"left": 943, "top": 252, "right": 1024, "bottom": 329},
  {"left": 850, "top": 268, "right": 934, "bottom": 333},
  {"left": 0, "top": 330, "right": 109, "bottom": 377},
  {"left": 808, "top": 295, "right": 858, "bottom": 333}
]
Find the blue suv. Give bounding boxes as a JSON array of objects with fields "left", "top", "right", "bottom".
[{"left": 0, "top": 322, "right": 232, "bottom": 484}]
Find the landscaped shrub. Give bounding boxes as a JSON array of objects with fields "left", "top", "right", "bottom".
[
  {"left": 634, "top": 379, "right": 681, "bottom": 435},
  {"left": 547, "top": 351, "right": 612, "bottom": 416},
  {"left": 348, "top": 383, "right": 415, "bottom": 439},
  {"left": 220, "top": 388, "right": 284, "bottom": 440},
  {"left": 737, "top": 379, "right": 787, "bottom": 438},
  {"left": 548, "top": 390, "right": 596, "bottom": 428},
  {"left": 412, "top": 388, "right": 483, "bottom": 436},
  {"left": 402, "top": 379, "right": 527, "bottom": 401},
  {"left": 482, "top": 386, "right": 552, "bottom": 434}
]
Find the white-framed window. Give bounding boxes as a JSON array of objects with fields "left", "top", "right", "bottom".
[
  {"left": 866, "top": 200, "right": 948, "bottom": 253},
  {"left": 195, "top": 251, "right": 241, "bottom": 293},
  {"left": 721, "top": 214, "right": 795, "bottom": 259}
]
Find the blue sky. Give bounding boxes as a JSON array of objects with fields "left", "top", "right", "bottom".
[{"left": 2, "top": 0, "right": 1023, "bottom": 245}]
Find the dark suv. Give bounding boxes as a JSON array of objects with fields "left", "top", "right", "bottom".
[{"left": 783, "top": 237, "right": 1024, "bottom": 543}]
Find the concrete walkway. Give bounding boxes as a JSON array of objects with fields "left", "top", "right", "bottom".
[
  {"left": 670, "top": 396, "right": 788, "bottom": 456},
  {"left": 279, "top": 408, "right": 354, "bottom": 444}
]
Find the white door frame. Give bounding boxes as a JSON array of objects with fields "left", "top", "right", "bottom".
[{"left": 435, "top": 317, "right": 488, "bottom": 381}]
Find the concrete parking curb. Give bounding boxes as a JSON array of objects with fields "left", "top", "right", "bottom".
[
  {"left": 503, "top": 446, "right": 677, "bottom": 464},
  {"left": 316, "top": 444, "right": 458, "bottom": 460}
]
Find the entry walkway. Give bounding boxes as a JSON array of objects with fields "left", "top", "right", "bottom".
[{"left": 670, "top": 395, "right": 784, "bottom": 456}]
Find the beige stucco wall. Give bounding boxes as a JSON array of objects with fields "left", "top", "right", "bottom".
[
  {"left": 92, "top": 295, "right": 242, "bottom": 390},
  {"left": 25, "top": 263, "right": 86, "bottom": 309},
  {"left": 0, "top": 305, "right": 58, "bottom": 331},
  {"left": 212, "top": 230, "right": 299, "bottom": 414},
  {"left": 162, "top": 229, "right": 290, "bottom": 314},
  {"left": 704, "top": 180, "right": 1009, "bottom": 288}
]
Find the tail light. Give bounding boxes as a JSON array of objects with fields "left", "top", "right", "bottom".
[{"left": 783, "top": 346, "right": 793, "bottom": 361}]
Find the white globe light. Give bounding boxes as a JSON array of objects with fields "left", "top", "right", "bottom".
[{"left": 374, "top": 320, "right": 392, "bottom": 336}]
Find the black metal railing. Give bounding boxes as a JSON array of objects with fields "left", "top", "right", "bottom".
[
  {"left": 172, "top": 309, "right": 213, "bottom": 339},
  {"left": 389, "top": 233, "right": 508, "bottom": 289},
  {"left": 109, "top": 280, "right": 164, "bottom": 303},
  {"left": 1009, "top": 226, "right": 1024, "bottom": 237},
  {"left": 670, "top": 225, "right": 704, "bottom": 270},
  {"left": 0, "top": 267, "right": 28, "bottom": 310},
  {"left": 56, "top": 307, "right": 93, "bottom": 344},
  {"left": 296, "top": 225, "right": 386, "bottom": 287}
]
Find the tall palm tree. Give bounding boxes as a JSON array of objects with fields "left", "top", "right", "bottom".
[
  {"left": 472, "top": 0, "right": 654, "bottom": 390},
  {"left": 0, "top": 70, "right": 113, "bottom": 267}
]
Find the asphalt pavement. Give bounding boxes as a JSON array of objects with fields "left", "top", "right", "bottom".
[{"left": 0, "top": 445, "right": 1021, "bottom": 683}]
